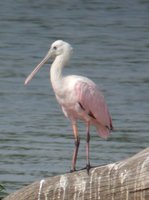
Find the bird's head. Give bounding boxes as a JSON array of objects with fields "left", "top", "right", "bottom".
[
  {"left": 50, "top": 40, "right": 73, "bottom": 59},
  {"left": 24, "top": 40, "right": 73, "bottom": 85}
]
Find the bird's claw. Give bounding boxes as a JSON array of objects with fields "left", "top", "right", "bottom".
[
  {"left": 86, "top": 163, "right": 91, "bottom": 175},
  {"left": 69, "top": 163, "right": 92, "bottom": 174},
  {"left": 70, "top": 169, "right": 76, "bottom": 173}
]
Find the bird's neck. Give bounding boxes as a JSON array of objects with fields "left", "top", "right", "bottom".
[{"left": 50, "top": 55, "right": 65, "bottom": 91}]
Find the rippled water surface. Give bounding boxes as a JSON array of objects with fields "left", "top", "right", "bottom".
[{"left": 0, "top": 0, "right": 149, "bottom": 194}]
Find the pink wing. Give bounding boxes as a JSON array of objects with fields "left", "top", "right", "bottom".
[{"left": 75, "top": 80, "right": 113, "bottom": 138}]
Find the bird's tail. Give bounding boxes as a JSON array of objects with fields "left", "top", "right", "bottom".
[{"left": 95, "top": 124, "right": 112, "bottom": 139}]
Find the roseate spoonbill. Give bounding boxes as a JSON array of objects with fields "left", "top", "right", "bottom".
[{"left": 24, "top": 40, "right": 113, "bottom": 173}]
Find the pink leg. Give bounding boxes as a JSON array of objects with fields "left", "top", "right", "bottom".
[
  {"left": 86, "top": 122, "right": 91, "bottom": 174},
  {"left": 71, "top": 124, "right": 80, "bottom": 172}
]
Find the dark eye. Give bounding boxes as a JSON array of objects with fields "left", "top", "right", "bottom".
[{"left": 53, "top": 46, "right": 57, "bottom": 50}]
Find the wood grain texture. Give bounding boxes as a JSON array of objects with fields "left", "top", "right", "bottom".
[{"left": 4, "top": 147, "right": 149, "bottom": 200}]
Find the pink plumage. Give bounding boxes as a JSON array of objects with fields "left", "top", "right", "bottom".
[
  {"left": 24, "top": 40, "right": 113, "bottom": 173},
  {"left": 74, "top": 79, "right": 113, "bottom": 138}
]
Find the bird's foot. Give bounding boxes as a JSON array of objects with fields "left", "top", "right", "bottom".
[
  {"left": 86, "top": 163, "right": 91, "bottom": 175},
  {"left": 69, "top": 164, "right": 93, "bottom": 174},
  {"left": 70, "top": 168, "right": 76, "bottom": 173},
  {"left": 79, "top": 164, "right": 92, "bottom": 173}
]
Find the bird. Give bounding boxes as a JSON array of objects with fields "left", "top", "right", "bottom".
[{"left": 24, "top": 40, "right": 113, "bottom": 173}]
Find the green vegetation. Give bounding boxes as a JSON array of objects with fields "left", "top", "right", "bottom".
[{"left": 0, "top": 184, "right": 7, "bottom": 200}]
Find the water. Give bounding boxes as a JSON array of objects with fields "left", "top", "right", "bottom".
[{"left": 0, "top": 0, "right": 149, "bottom": 194}]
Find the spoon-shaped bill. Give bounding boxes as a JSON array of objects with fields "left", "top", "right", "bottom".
[{"left": 24, "top": 51, "right": 51, "bottom": 85}]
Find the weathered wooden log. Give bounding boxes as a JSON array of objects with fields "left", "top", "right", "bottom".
[{"left": 4, "top": 147, "right": 149, "bottom": 200}]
